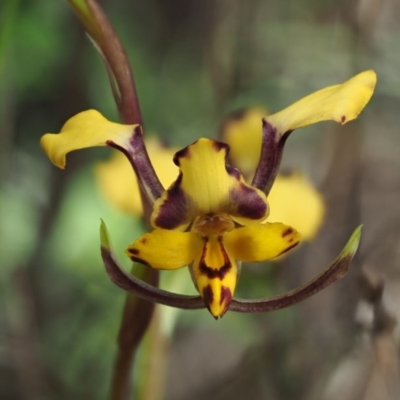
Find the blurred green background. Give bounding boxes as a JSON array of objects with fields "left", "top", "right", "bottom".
[{"left": 1, "top": 1, "right": 400, "bottom": 399}]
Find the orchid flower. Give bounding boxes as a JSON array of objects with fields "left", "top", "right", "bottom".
[{"left": 41, "top": 70, "right": 376, "bottom": 318}]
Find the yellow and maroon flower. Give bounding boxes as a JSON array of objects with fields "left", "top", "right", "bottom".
[
  {"left": 125, "top": 139, "right": 300, "bottom": 317},
  {"left": 41, "top": 69, "right": 377, "bottom": 318}
]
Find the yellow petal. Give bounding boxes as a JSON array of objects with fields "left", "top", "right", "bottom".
[
  {"left": 40, "top": 110, "right": 136, "bottom": 168},
  {"left": 125, "top": 228, "right": 200, "bottom": 270},
  {"left": 190, "top": 235, "right": 237, "bottom": 318},
  {"left": 151, "top": 138, "right": 268, "bottom": 230},
  {"left": 224, "top": 222, "right": 301, "bottom": 261},
  {"left": 221, "top": 107, "right": 268, "bottom": 176},
  {"left": 268, "top": 172, "right": 325, "bottom": 240},
  {"left": 95, "top": 138, "right": 179, "bottom": 216},
  {"left": 266, "top": 70, "right": 376, "bottom": 136}
]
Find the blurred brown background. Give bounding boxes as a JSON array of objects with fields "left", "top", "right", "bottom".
[{"left": 1, "top": 0, "right": 399, "bottom": 399}]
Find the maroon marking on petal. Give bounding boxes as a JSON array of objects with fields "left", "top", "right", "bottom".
[
  {"left": 153, "top": 174, "right": 190, "bottom": 229},
  {"left": 282, "top": 228, "right": 294, "bottom": 238},
  {"left": 198, "top": 237, "right": 232, "bottom": 279},
  {"left": 226, "top": 164, "right": 241, "bottom": 180},
  {"left": 129, "top": 255, "right": 151, "bottom": 267},
  {"left": 202, "top": 284, "right": 214, "bottom": 313},
  {"left": 220, "top": 286, "right": 232, "bottom": 305},
  {"left": 230, "top": 184, "right": 268, "bottom": 221},
  {"left": 341, "top": 115, "right": 346, "bottom": 124},
  {"left": 220, "top": 286, "right": 232, "bottom": 317},
  {"left": 140, "top": 237, "right": 148, "bottom": 244},
  {"left": 128, "top": 248, "right": 139, "bottom": 255},
  {"left": 277, "top": 242, "right": 299, "bottom": 256},
  {"left": 173, "top": 144, "right": 192, "bottom": 166},
  {"left": 212, "top": 140, "right": 230, "bottom": 154}
]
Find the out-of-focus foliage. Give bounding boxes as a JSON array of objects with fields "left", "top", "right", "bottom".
[{"left": 1, "top": 1, "right": 400, "bottom": 400}]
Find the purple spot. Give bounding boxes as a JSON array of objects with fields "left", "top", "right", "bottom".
[
  {"left": 128, "top": 255, "right": 151, "bottom": 267},
  {"left": 230, "top": 184, "right": 268, "bottom": 220},
  {"left": 153, "top": 174, "right": 189, "bottom": 229},
  {"left": 282, "top": 228, "right": 294, "bottom": 238}
]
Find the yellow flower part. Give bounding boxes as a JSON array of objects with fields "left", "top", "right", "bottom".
[
  {"left": 126, "top": 139, "right": 301, "bottom": 318},
  {"left": 40, "top": 110, "right": 137, "bottom": 169},
  {"left": 223, "top": 70, "right": 376, "bottom": 173},
  {"left": 95, "top": 138, "right": 179, "bottom": 216},
  {"left": 221, "top": 106, "right": 268, "bottom": 176},
  {"left": 222, "top": 110, "right": 325, "bottom": 240},
  {"left": 268, "top": 173, "right": 325, "bottom": 240},
  {"left": 266, "top": 70, "right": 376, "bottom": 136}
]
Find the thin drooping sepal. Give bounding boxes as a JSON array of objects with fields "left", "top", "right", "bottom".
[
  {"left": 251, "top": 119, "right": 288, "bottom": 195},
  {"left": 101, "top": 221, "right": 362, "bottom": 314},
  {"left": 68, "top": 0, "right": 141, "bottom": 125},
  {"left": 230, "top": 226, "right": 362, "bottom": 312},
  {"left": 100, "top": 220, "right": 205, "bottom": 309},
  {"left": 106, "top": 125, "right": 164, "bottom": 204}
]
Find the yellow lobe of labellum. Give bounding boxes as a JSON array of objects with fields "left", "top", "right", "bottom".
[
  {"left": 125, "top": 229, "right": 200, "bottom": 270},
  {"left": 190, "top": 235, "right": 238, "bottom": 319},
  {"left": 40, "top": 110, "right": 136, "bottom": 168},
  {"left": 266, "top": 70, "right": 377, "bottom": 136},
  {"left": 224, "top": 222, "right": 301, "bottom": 262}
]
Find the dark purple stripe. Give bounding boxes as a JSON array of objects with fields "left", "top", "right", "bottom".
[{"left": 198, "top": 237, "right": 232, "bottom": 279}]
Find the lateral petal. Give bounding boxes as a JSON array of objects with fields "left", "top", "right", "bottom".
[
  {"left": 126, "top": 229, "right": 200, "bottom": 270},
  {"left": 224, "top": 222, "right": 301, "bottom": 261},
  {"left": 40, "top": 110, "right": 136, "bottom": 169},
  {"left": 266, "top": 70, "right": 376, "bottom": 137}
]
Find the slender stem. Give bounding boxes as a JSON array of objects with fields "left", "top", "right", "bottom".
[
  {"left": 68, "top": 2, "right": 163, "bottom": 399},
  {"left": 109, "top": 267, "right": 158, "bottom": 400}
]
